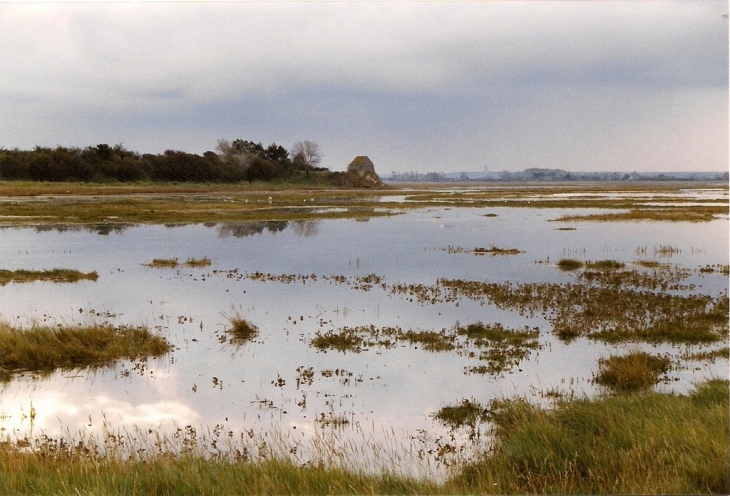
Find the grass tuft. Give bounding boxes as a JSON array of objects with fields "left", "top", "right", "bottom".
[
  {"left": 226, "top": 316, "right": 259, "bottom": 345},
  {"left": 594, "top": 351, "right": 671, "bottom": 392},
  {"left": 557, "top": 259, "right": 583, "bottom": 271}
]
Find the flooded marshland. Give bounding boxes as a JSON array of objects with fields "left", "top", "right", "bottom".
[{"left": 0, "top": 188, "right": 727, "bottom": 477}]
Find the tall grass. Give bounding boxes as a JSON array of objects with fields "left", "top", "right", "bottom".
[{"left": 454, "top": 379, "right": 729, "bottom": 494}]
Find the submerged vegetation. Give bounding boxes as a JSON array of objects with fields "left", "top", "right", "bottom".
[
  {"left": 0, "top": 268, "right": 98, "bottom": 285},
  {"left": 0, "top": 322, "right": 170, "bottom": 375},
  {"left": 311, "top": 322, "right": 540, "bottom": 376}
]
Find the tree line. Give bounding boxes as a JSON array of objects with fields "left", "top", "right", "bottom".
[{"left": 0, "top": 140, "right": 327, "bottom": 183}]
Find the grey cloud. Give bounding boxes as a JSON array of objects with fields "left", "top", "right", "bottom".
[{"left": 0, "top": 1, "right": 726, "bottom": 173}]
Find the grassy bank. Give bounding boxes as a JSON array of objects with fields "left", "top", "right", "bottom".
[
  {"left": 0, "top": 380, "right": 726, "bottom": 494},
  {"left": 454, "top": 379, "right": 729, "bottom": 494},
  {"left": 0, "top": 322, "right": 170, "bottom": 375}
]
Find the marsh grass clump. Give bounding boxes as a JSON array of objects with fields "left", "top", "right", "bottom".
[
  {"left": 0, "top": 268, "right": 98, "bottom": 286},
  {"left": 311, "top": 328, "right": 365, "bottom": 353},
  {"left": 226, "top": 316, "right": 259, "bottom": 345},
  {"left": 184, "top": 257, "right": 211, "bottom": 268},
  {"left": 454, "top": 380, "right": 729, "bottom": 494},
  {"left": 434, "top": 398, "right": 488, "bottom": 429},
  {"left": 457, "top": 322, "right": 540, "bottom": 375},
  {"left": 401, "top": 329, "right": 456, "bottom": 352},
  {"left": 594, "top": 351, "right": 671, "bottom": 392},
  {"left": 557, "top": 259, "right": 583, "bottom": 271},
  {"left": 0, "top": 322, "right": 170, "bottom": 374},
  {"left": 145, "top": 258, "right": 179, "bottom": 268},
  {"left": 473, "top": 246, "right": 522, "bottom": 255}
]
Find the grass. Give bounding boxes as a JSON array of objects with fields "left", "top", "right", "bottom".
[
  {"left": 0, "top": 182, "right": 726, "bottom": 226},
  {"left": 0, "top": 268, "right": 98, "bottom": 285},
  {"left": 433, "top": 398, "right": 488, "bottom": 428},
  {"left": 594, "top": 350, "right": 672, "bottom": 392},
  {"left": 472, "top": 246, "right": 522, "bottom": 255},
  {"left": 145, "top": 258, "right": 179, "bottom": 268},
  {"left": 554, "top": 206, "right": 727, "bottom": 223},
  {"left": 556, "top": 258, "right": 584, "bottom": 271},
  {"left": 453, "top": 379, "right": 729, "bottom": 494},
  {"left": 184, "top": 257, "right": 211, "bottom": 267},
  {"left": 226, "top": 316, "right": 259, "bottom": 345},
  {"left": 0, "top": 380, "right": 726, "bottom": 494},
  {"left": 0, "top": 322, "right": 170, "bottom": 374},
  {"left": 438, "top": 271, "right": 728, "bottom": 344}
]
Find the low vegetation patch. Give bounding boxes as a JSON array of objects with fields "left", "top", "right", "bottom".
[
  {"left": 554, "top": 206, "right": 726, "bottom": 222},
  {"left": 594, "top": 351, "right": 672, "bottom": 392},
  {"left": 0, "top": 268, "right": 98, "bottom": 286},
  {"left": 434, "top": 398, "right": 488, "bottom": 429},
  {"left": 473, "top": 246, "right": 522, "bottom": 255},
  {"left": 0, "top": 322, "right": 170, "bottom": 374},
  {"left": 184, "top": 257, "right": 211, "bottom": 268},
  {"left": 557, "top": 258, "right": 583, "bottom": 271},
  {"left": 144, "top": 258, "right": 179, "bottom": 268}
]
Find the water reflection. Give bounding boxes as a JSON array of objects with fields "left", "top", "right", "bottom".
[
  {"left": 7, "top": 220, "right": 324, "bottom": 239},
  {"left": 216, "top": 220, "right": 321, "bottom": 238}
]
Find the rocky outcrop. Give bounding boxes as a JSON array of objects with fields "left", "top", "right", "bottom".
[{"left": 345, "top": 156, "right": 383, "bottom": 188}]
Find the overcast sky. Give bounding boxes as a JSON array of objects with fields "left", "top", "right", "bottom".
[{"left": 0, "top": 1, "right": 727, "bottom": 173}]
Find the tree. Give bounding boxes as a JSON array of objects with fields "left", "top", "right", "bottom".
[{"left": 289, "top": 140, "right": 322, "bottom": 168}]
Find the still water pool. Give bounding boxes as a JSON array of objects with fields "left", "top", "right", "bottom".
[{"left": 0, "top": 205, "right": 727, "bottom": 474}]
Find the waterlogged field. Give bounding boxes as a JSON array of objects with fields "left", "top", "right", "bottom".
[{"left": 0, "top": 185, "right": 728, "bottom": 483}]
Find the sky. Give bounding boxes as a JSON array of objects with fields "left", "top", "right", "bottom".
[{"left": 0, "top": 1, "right": 727, "bottom": 174}]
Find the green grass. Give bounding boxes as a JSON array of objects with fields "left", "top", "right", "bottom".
[
  {"left": 0, "top": 268, "right": 98, "bottom": 285},
  {"left": 0, "top": 322, "right": 171, "bottom": 374},
  {"left": 594, "top": 351, "right": 672, "bottom": 392},
  {"left": 454, "top": 379, "right": 730, "bottom": 494},
  {"left": 434, "top": 398, "right": 488, "bottom": 429}
]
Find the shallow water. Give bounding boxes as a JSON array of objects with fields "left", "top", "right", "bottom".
[{"left": 0, "top": 204, "right": 727, "bottom": 475}]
